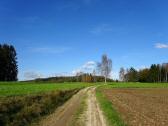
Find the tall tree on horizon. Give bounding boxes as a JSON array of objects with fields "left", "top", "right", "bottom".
[
  {"left": 150, "top": 64, "right": 158, "bottom": 82},
  {"left": 97, "top": 54, "right": 112, "bottom": 83},
  {"left": 0, "top": 44, "right": 18, "bottom": 81},
  {"left": 127, "top": 67, "right": 138, "bottom": 82},
  {"left": 162, "top": 63, "right": 168, "bottom": 82},
  {"left": 138, "top": 68, "right": 150, "bottom": 82},
  {"left": 119, "top": 67, "right": 125, "bottom": 82}
]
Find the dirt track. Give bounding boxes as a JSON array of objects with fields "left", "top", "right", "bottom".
[
  {"left": 103, "top": 88, "right": 168, "bottom": 126},
  {"left": 85, "top": 87, "right": 106, "bottom": 126},
  {"left": 35, "top": 87, "right": 106, "bottom": 126}
]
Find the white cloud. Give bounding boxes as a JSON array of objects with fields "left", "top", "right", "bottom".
[
  {"left": 22, "top": 61, "right": 96, "bottom": 80},
  {"left": 72, "top": 61, "right": 96, "bottom": 75},
  {"left": 155, "top": 43, "right": 168, "bottom": 49},
  {"left": 72, "top": 69, "right": 82, "bottom": 75},
  {"left": 49, "top": 72, "right": 74, "bottom": 77},
  {"left": 82, "top": 61, "right": 96, "bottom": 70},
  {"left": 30, "top": 46, "right": 70, "bottom": 54},
  {"left": 24, "top": 71, "right": 43, "bottom": 80},
  {"left": 90, "top": 24, "right": 112, "bottom": 34}
]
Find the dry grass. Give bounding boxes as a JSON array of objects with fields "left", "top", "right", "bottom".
[{"left": 0, "top": 89, "right": 78, "bottom": 126}]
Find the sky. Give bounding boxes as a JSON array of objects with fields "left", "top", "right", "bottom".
[{"left": 0, "top": 0, "right": 168, "bottom": 80}]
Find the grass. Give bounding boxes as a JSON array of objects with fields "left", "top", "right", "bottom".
[
  {"left": 96, "top": 87, "right": 127, "bottom": 126},
  {"left": 105, "top": 82, "right": 168, "bottom": 88},
  {"left": 0, "top": 82, "right": 97, "bottom": 96},
  {"left": 1, "top": 82, "right": 167, "bottom": 96},
  {"left": 70, "top": 95, "right": 87, "bottom": 126}
]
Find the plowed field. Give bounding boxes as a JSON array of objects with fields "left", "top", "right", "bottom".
[{"left": 103, "top": 88, "right": 168, "bottom": 126}]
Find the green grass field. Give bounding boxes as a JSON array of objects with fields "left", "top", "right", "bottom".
[
  {"left": 1, "top": 82, "right": 168, "bottom": 96},
  {"left": 0, "top": 82, "right": 98, "bottom": 96}
]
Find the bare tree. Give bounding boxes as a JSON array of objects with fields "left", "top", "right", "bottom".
[
  {"left": 97, "top": 54, "right": 112, "bottom": 83},
  {"left": 92, "top": 69, "right": 96, "bottom": 82},
  {"left": 119, "top": 67, "right": 125, "bottom": 82}
]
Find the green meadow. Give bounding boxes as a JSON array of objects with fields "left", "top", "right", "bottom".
[
  {"left": 0, "top": 82, "right": 97, "bottom": 96},
  {"left": 1, "top": 82, "right": 168, "bottom": 96}
]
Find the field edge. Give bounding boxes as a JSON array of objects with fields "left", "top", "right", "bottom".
[{"left": 96, "top": 87, "right": 127, "bottom": 126}]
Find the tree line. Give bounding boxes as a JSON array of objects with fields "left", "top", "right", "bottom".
[
  {"left": 0, "top": 44, "right": 18, "bottom": 81},
  {"left": 3, "top": 43, "right": 167, "bottom": 83},
  {"left": 33, "top": 74, "right": 113, "bottom": 83},
  {"left": 119, "top": 63, "right": 168, "bottom": 82},
  {"left": 32, "top": 54, "right": 113, "bottom": 83},
  {"left": 0, "top": 44, "right": 113, "bottom": 83}
]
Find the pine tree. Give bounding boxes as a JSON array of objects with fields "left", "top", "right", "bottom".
[{"left": 0, "top": 44, "right": 18, "bottom": 81}]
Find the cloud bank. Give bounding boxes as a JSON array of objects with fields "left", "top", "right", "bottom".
[
  {"left": 155, "top": 43, "right": 168, "bottom": 49},
  {"left": 72, "top": 61, "right": 96, "bottom": 75}
]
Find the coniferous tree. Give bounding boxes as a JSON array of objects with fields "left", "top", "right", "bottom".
[
  {"left": 121, "top": 63, "right": 168, "bottom": 83},
  {"left": 0, "top": 44, "right": 18, "bottom": 81}
]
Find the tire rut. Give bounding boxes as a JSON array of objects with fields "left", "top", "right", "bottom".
[
  {"left": 85, "top": 87, "right": 106, "bottom": 126},
  {"left": 34, "top": 87, "right": 107, "bottom": 126},
  {"left": 35, "top": 88, "right": 89, "bottom": 126}
]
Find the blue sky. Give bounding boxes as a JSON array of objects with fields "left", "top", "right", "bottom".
[{"left": 0, "top": 0, "right": 168, "bottom": 80}]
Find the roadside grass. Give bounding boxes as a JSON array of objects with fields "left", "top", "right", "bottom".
[
  {"left": 0, "top": 89, "right": 79, "bottom": 126},
  {"left": 106, "top": 82, "right": 168, "bottom": 88},
  {"left": 0, "top": 82, "right": 97, "bottom": 96},
  {"left": 96, "top": 87, "right": 127, "bottom": 126}
]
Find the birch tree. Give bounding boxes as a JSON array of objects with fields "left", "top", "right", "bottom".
[
  {"left": 119, "top": 67, "right": 125, "bottom": 82},
  {"left": 97, "top": 54, "right": 112, "bottom": 83}
]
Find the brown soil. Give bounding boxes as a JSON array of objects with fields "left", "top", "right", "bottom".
[{"left": 103, "top": 88, "right": 168, "bottom": 126}]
